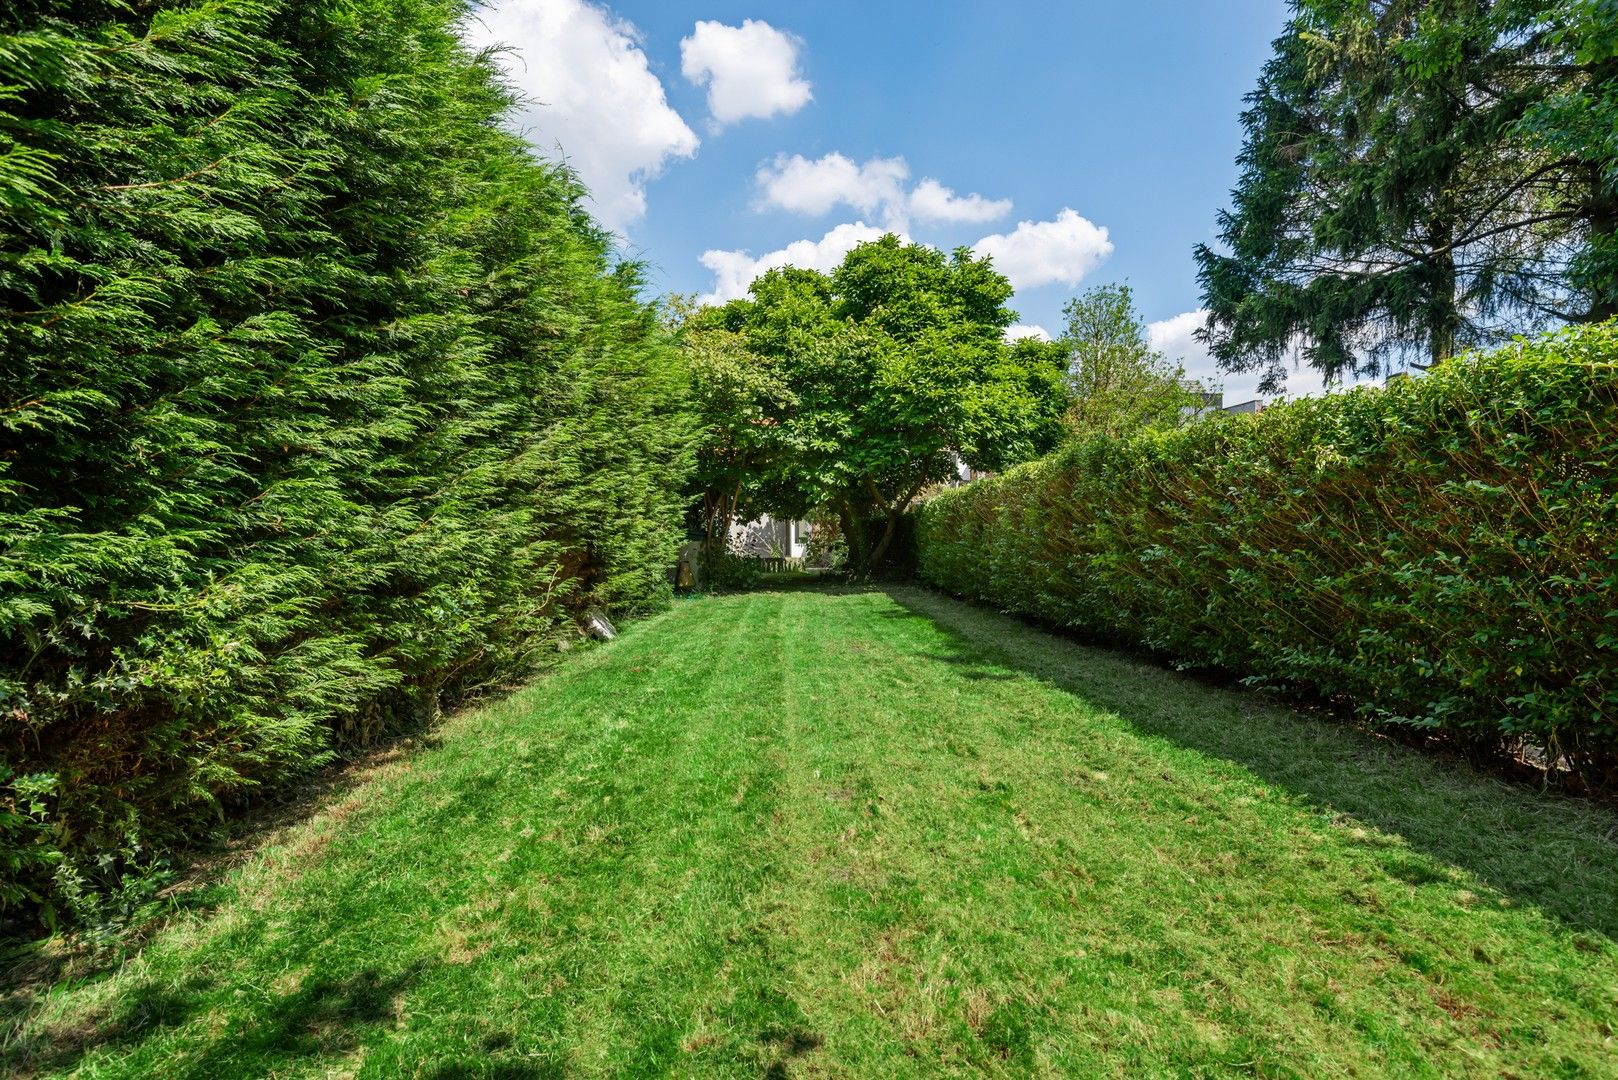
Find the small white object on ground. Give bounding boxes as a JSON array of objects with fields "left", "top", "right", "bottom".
[{"left": 583, "top": 608, "right": 617, "bottom": 641}]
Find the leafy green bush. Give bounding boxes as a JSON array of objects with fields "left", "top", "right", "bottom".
[
  {"left": 849, "top": 513, "right": 919, "bottom": 576},
  {"left": 917, "top": 327, "right": 1618, "bottom": 782},
  {"left": 0, "top": 1, "right": 691, "bottom": 930},
  {"left": 702, "top": 553, "right": 764, "bottom": 592}
]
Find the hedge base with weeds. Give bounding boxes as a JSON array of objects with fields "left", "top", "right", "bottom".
[{"left": 917, "top": 325, "right": 1618, "bottom": 786}]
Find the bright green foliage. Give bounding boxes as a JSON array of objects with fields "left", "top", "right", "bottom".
[
  {"left": 708, "top": 236, "right": 1067, "bottom": 573},
  {"left": 918, "top": 325, "right": 1618, "bottom": 781},
  {"left": 6, "top": 588, "right": 1616, "bottom": 1075},
  {"left": 0, "top": 1, "right": 691, "bottom": 928},
  {"left": 672, "top": 301, "right": 796, "bottom": 557},
  {"left": 1057, "top": 283, "right": 1204, "bottom": 439},
  {"left": 1197, "top": 0, "right": 1618, "bottom": 386}
]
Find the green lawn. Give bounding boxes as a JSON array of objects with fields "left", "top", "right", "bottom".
[{"left": 6, "top": 586, "right": 1618, "bottom": 1078}]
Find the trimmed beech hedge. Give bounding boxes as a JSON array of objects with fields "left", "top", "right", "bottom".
[{"left": 916, "top": 326, "right": 1618, "bottom": 781}]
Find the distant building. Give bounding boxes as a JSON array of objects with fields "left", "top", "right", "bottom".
[
  {"left": 1182, "top": 387, "right": 1225, "bottom": 421},
  {"left": 941, "top": 452, "right": 992, "bottom": 488},
  {"left": 1180, "top": 385, "right": 1269, "bottom": 421}
]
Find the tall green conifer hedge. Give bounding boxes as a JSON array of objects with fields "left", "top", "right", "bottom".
[
  {"left": 0, "top": 1, "right": 692, "bottom": 927},
  {"left": 917, "top": 327, "right": 1618, "bottom": 784}
]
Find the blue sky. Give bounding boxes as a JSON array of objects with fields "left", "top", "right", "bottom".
[{"left": 465, "top": 0, "right": 1308, "bottom": 401}]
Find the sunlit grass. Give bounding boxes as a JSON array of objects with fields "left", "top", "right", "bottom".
[{"left": 6, "top": 586, "right": 1616, "bottom": 1077}]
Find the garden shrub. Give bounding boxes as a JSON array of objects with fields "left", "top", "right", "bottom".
[
  {"left": 702, "top": 553, "right": 764, "bottom": 592},
  {"left": 0, "top": 1, "right": 691, "bottom": 930},
  {"left": 802, "top": 510, "right": 848, "bottom": 570},
  {"left": 916, "top": 326, "right": 1618, "bottom": 783}
]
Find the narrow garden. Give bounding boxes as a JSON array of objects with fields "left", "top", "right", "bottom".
[
  {"left": 7, "top": 585, "right": 1616, "bottom": 1077},
  {"left": 4, "top": 3, "right": 1618, "bottom": 1078}
]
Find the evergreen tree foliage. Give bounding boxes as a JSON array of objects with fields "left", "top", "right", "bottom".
[
  {"left": 0, "top": 1, "right": 692, "bottom": 927},
  {"left": 1197, "top": 0, "right": 1618, "bottom": 388},
  {"left": 1521, "top": 0, "right": 1618, "bottom": 317}
]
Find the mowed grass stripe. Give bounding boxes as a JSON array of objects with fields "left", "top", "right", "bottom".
[{"left": 6, "top": 587, "right": 1617, "bottom": 1078}]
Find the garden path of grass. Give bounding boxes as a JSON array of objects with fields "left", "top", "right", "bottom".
[{"left": 5, "top": 585, "right": 1618, "bottom": 1078}]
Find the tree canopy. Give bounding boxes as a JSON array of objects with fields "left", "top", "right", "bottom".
[
  {"left": 671, "top": 299, "right": 795, "bottom": 557},
  {"left": 1057, "top": 284, "right": 1204, "bottom": 439},
  {"left": 697, "top": 236, "right": 1067, "bottom": 573},
  {"left": 1196, "top": 0, "right": 1618, "bottom": 388}
]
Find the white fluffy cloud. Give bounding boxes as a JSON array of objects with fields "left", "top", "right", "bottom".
[
  {"left": 1005, "top": 324, "right": 1051, "bottom": 342},
  {"left": 1147, "top": 308, "right": 1225, "bottom": 385},
  {"left": 464, "top": 0, "right": 699, "bottom": 231},
  {"left": 755, "top": 152, "right": 1011, "bottom": 229},
  {"left": 908, "top": 179, "right": 1013, "bottom": 225},
  {"left": 972, "top": 210, "right": 1113, "bottom": 291},
  {"left": 1149, "top": 308, "right": 1279, "bottom": 405},
  {"left": 756, "top": 153, "right": 908, "bottom": 219},
  {"left": 699, "top": 222, "right": 904, "bottom": 305},
  {"left": 681, "top": 19, "right": 813, "bottom": 127}
]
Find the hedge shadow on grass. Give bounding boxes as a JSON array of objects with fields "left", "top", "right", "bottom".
[
  {"left": 0, "top": 730, "right": 448, "bottom": 1075},
  {"left": 4, "top": 962, "right": 430, "bottom": 1079},
  {"left": 882, "top": 585, "right": 1618, "bottom": 942}
]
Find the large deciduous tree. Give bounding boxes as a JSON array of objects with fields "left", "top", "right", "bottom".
[
  {"left": 671, "top": 300, "right": 795, "bottom": 559},
  {"left": 710, "top": 236, "right": 1067, "bottom": 574}
]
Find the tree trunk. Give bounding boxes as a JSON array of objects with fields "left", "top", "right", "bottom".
[
  {"left": 702, "top": 495, "right": 723, "bottom": 559},
  {"left": 837, "top": 499, "right": 866, "bottom": 575},
  {"left": 864, "top": 510, "right": 902, "bottom": 573},
  {"left": 1588, "top": 160, "right": 1618, "bottom": 323},
  {"left": 703, "top": 481, "right": 743, "bottom": 560},
  {"left": 702, "top": 493, "right": 721, "bottom": 559},
  {"left": 853, "top": 478, "right": 924, "bottom": 577},
  {"left": 1427, "top": 215, "right": 1460, "bottom": 367}
]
